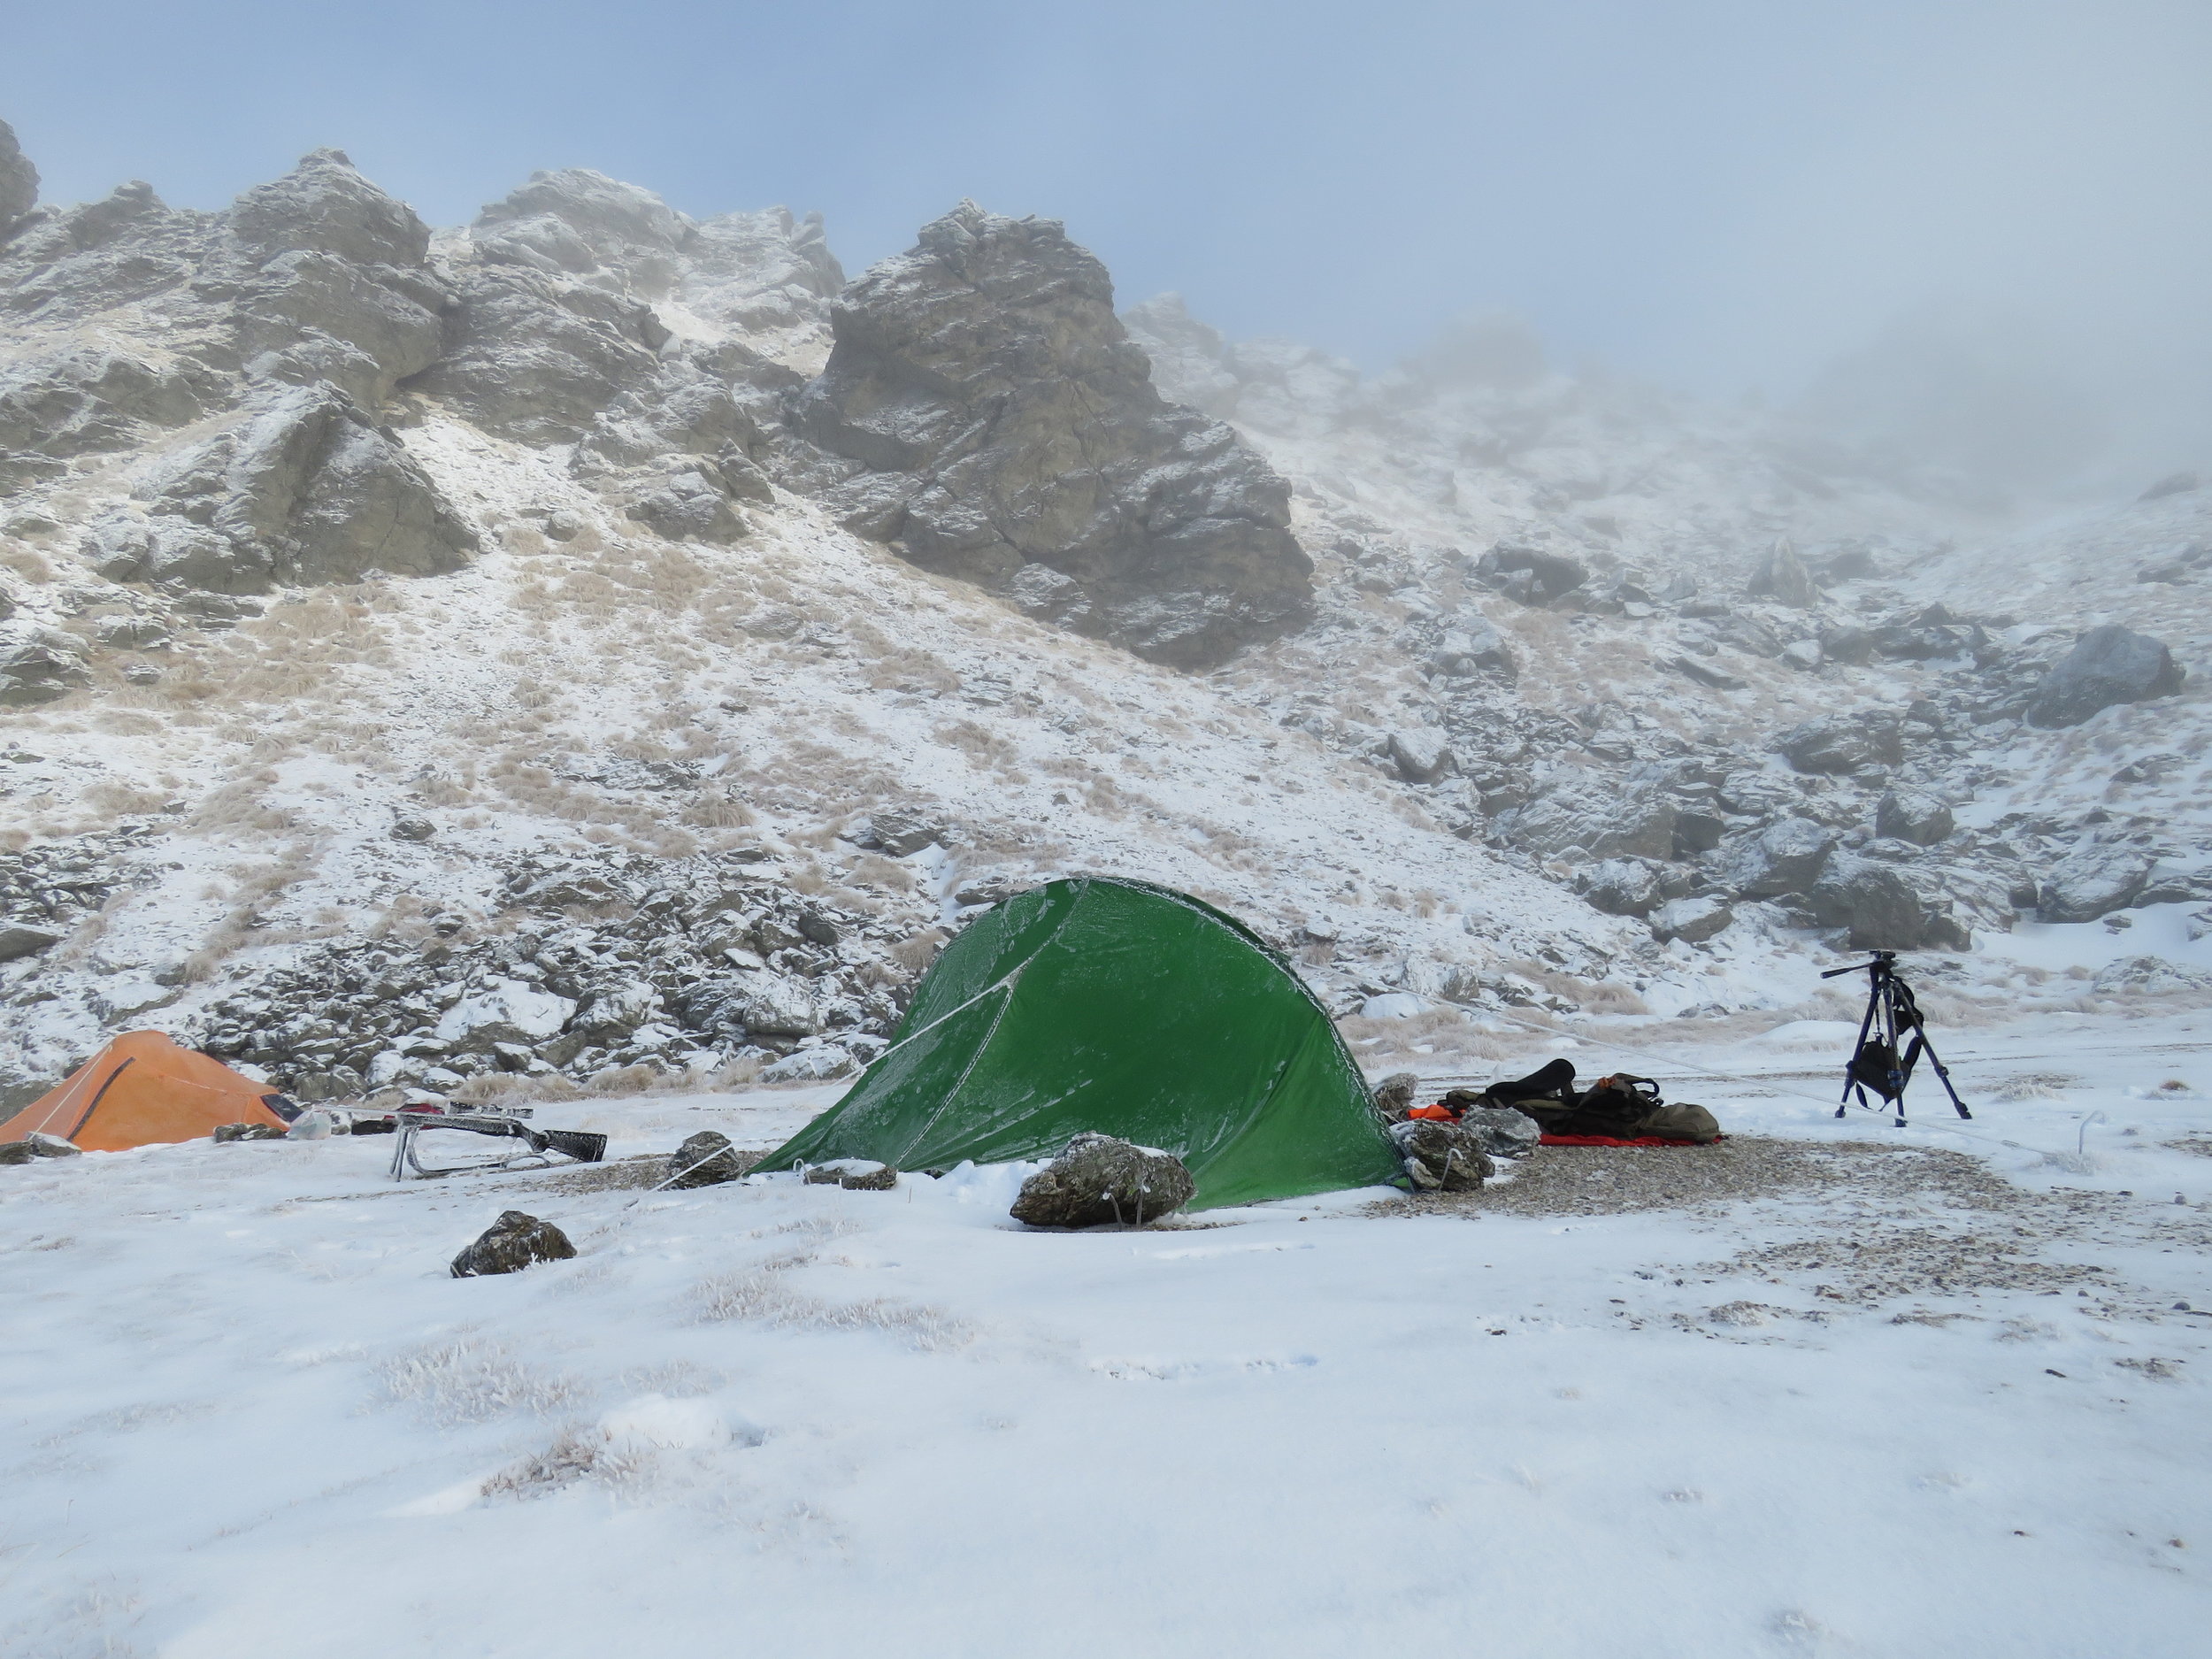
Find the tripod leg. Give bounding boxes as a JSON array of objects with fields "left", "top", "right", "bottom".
[
  {"left": 1839, "top": 982, "right": 1880, "bottom": 1118},
  {"left": 1913, "top": 1027, "right": 1973, "bottom": 1119}
]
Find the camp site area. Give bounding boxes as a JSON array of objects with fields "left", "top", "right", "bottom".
[{"left": 4, "top": 1012, "right": 2210, "bottom": 1658}]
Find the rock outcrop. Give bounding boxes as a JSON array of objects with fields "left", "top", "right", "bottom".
[
  {"left": 795, "top": 202, "right": 1313, "bottom": 668},
  {"left": 0, "top": 119, "right": 35, "bottom": 235},
  {"left": 1009, "top": 1132, "right": 1195, "bottom": 1227}
]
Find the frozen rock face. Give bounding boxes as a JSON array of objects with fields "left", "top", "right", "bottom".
[
  {"left": 92, "top": 381, "right": 477, "bottom": 592},
  {"left": 0, "top": 119, "right": 37, "bottom": 237},
  {"left": 796, "top": 202, "right": 1315, "bottom": 669}
]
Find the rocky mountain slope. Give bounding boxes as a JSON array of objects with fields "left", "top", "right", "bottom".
[{"left": 2, "top": 122, "right": 2208, "bottom": 1112}]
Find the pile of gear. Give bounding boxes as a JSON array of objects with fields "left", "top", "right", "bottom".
[{"left": 1374, "top": 1059, "right": 1722, "bottom": 1193}]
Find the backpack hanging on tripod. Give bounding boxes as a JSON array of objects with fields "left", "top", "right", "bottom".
[{"left": 1821, "top": 951, "right": 1971, "bottom": 1126}]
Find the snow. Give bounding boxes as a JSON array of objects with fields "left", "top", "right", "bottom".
[{"left": 6, "top": 1018, "right": 2209, "bottom": 1657}]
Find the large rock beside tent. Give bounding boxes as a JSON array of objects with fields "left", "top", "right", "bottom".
[
  {"left": 1010, "top": 1133, "right": 1195, "bottom": 1228},
  {"left": 795, "top": 202, "right": 1314, "bottom": 669},
  {"left": 665, "top": 1129, "right": 747, "bottom": 1188},
  {"left": 1388, "top": 1119, "right": 1492, "bottom": 1192},
  {"left": 450, "top": 1210, "right": 577, "bottom": 1277}
]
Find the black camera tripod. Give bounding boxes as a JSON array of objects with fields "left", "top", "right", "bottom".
[{"left": 1820, "top": 951, "right": 1971, "bottom": 1127}]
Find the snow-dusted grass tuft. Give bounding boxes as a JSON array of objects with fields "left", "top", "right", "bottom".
[
  {"left": 376, "top": 1337, "right": 584, "bottom": 1425},
  {"left": 692, "top": 1254, "right": 974, "bottom": 1353}
]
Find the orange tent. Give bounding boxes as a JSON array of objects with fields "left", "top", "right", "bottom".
[{"left": 0, "top": 1031, "right": 295, "bottom": 1151}]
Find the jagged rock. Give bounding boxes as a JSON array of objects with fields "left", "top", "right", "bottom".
[
  {"left": 450, "top": 1210, "right": 577, "bottom": 1277},
  {"left": 1388, "top": 1118, "right": 1491, "bottom": 1192},
  {"left": 1593, "top": 796, "right": 1677, "bottom": 863},
  {"left": 725, "top": 971, "right": 822, "bottom": 1038},
  {"left": 1817, "top": 625, "right": 1874, "bottom": 665},
  {"left": 628, "top": 465, "right": 749, "bottom": 542},
  {"left": 1460, "top": 1106, "right": 1540, "bottom": 1158},
  {"left": 0, "top": 626, "right": 89, "bottom": 705},
  {"left": 114, "top": 381, "right": 477, "bottom": 590},
  {"left": 390, "top": 816, "right": 436, "bottom": 842},
  {"left": 856, "top": 807, "right": 941, "bottom": 857},
  {"left": 411, "top": 263, "right": 668, "bottom": 443},
  {"left": 1119, "top": 292, "right": 1241, "bottom": 418},
  {"left": 1671, "top": 655, "right": 1746, "bottom": 691},
  {"left": 1778, "top": 711, "right": 1903, "bottom": 775},
  {"left": 1672, "top": 811, "right": 1726, "bottom": 857},
  {"left": 1781, "top": 639, "right": 1823, "bottom": 672},
  {"left": 2024, "top": 626, "right": 2185, "bottom": 729},
  {"left": 1429, "top": 616, "right": 1516, "bottom": 679},
  {"left": 1717, "top": 818, "right": 1835, "bottom": 899},
  {"left": 795, "top": 202, "right": 1313, "bottom": 669},
  {"left": 2039, "top": 843, "right": 2155, "bottom": 923},
  {"left": 1651, "top": 895, "right": 1733, "bottom": 944},
  {"left": 1575, "top": 857, "right": 1660, "bottom": 917},
  {"left": 1876, "top": 789, "right": 1953, "bottom": 846},
  {"left": 1387, "top": 726, "right": 1455, "bottom": 783},
  {"left": 212, "top": 150, "right": 452, "bottom": 404},
  {"left": 1808, "top": 854, "right": 1966, "bottom": 951},
  {"left": 0, "top": 349, "right": 206, "bottom": 472},
  {"left": 666, "top": 1129, "right": 746, "bottom": 1188},
  {"left": 1009, "top": 1133, "right": 1195, "bottom": 1227},
  {"left": 227, "top": 148, "right": 430, "bottom": 269},
  {"left": 1747, "top": 538, "right": 1816, "bottom": 606},
  {"left": 0, "top": 118, "right": 34, "bottom": 234}
]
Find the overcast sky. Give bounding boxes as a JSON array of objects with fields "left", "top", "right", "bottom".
[{"left": 6, "top": 1, "right": 2208, "bottom": 465}]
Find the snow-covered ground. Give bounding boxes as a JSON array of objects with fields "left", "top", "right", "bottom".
[{"left": 7, "top": 1018, "right": 2209, "bottom": 1658}]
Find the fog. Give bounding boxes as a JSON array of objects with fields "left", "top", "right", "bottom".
[{"left": 4, "top": 0, "right": 2207, "bottom": 495}]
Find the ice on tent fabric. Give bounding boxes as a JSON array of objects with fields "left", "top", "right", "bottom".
[{"left": 761, "top": 877, "right": 1399, "bottom": 1210}]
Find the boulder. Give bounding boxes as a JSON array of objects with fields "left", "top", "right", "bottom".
[
  {"left": 727, "top": 972, "right": 822, "bottom": 1038},
  {"left": 0, "top": 922, "right": 65, "bottom": 961},
  {"left": 1009, "top": 1132, "right": 1195, "bottom": 1227},
  {"left": 1778, "top": 712, "right": 1903, "bottom": 775},
  {"left": 858, "top": 806, "right": 941, "bottom": 856},
  {"left": 435, "top": 981, "right": 578, "bottom": 1050},
  {"left": 1429, "top": 616, "right": 1516, "bottom": 679},
  {"left": 665, "top": 1129, "right": 748, "bottom": 1188},
  {"left": 0, "top": 626, "right": 89, "bottom": 705},
  {"left": 1671, "top": 655, "right": 1746, "bottom": 691},
  {"left": 1575, "top": 857, "right": 1660, "bottom": 917},
  {"left": 1460, "top": 1106, "right": 1540, "bottom": 1158},
  {"left": 1807, "top": 854, "right": 1962, "bottom": 951},
  {"left": 1780, "top": 639, "right": 1823, "bottom": 672},
  {"left": 1875, "top": 789, "right": 1953, "bottom": 846},
  {"left": 1478, "top": 542, "right": 1587, "bottom": 603},
  {"left": 2024, "top": 626, "right": 2185, "bottom": 729},
  {"left": 1671, "top": 811, "right": 1726, "bottom": 857},
  {"left": 2039, "top": 843, "right": 2155, "bottom": 923},
  {"left": 1387, "top": 1118, "right": 1492, "bottom": 1192},
  {"left": 1717, "top": 818, "right": 1835, "bottom": 899},
  {"left": 629, "top": 466, "right": 748, "bottom": 542},
  {"left": 1592, "top": 795, "right": 1677, "bottom": 862},
  {"left": 1386, "top": 726, "right": 1455, "bottom": 783},
  {"left": 795, "top": 202, "right": 1313, "bottom": 669},
  {"left": 450, "top": 1210, "right": 578, "bottom": 1277},
  {"left": 1746, "top": 538, "right": 1816, "bottom": 607},
  {"left": 1650, "top": 895, "right": 1733, "bottom": 944}
]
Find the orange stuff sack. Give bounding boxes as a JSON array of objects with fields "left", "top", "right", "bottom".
[{"left": 0, "top": 1031, "right": 294, "bottom": 1151}]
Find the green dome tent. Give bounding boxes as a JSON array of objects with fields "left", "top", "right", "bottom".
[{"left": 762, "top": 877, "right": 1398, "bottom": 1210}]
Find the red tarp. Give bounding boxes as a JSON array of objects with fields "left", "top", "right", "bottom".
[{"left": 1537, "top": 1133, "right": 1727, "bottom": 1148}]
